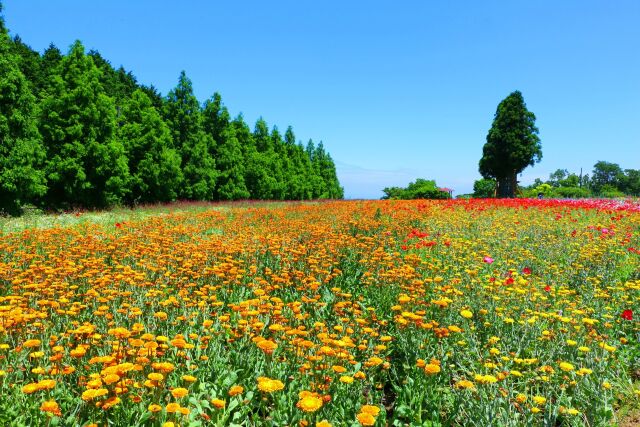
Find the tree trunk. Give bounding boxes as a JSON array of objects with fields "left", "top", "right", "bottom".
[{"left": 496, "top": 172, "right": 516, "bottom": 198}]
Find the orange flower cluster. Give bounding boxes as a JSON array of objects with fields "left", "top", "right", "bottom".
[{"left": 0, "top": 199, "right": 637, "bottom": 425}]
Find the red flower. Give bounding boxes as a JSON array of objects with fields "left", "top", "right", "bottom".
[
  {"left": 522, "top": 267, "right": 532, "bottom": 275},
  {"left": 544, "top": 285, "right": 551, "bottom": 292},
  {"left": 621, "top": 310, "right": 633, "bottom": 321}
]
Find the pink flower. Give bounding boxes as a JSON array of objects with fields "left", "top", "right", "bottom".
[{"left": 483, "top": 256, "right": 494, "bottom": 264}]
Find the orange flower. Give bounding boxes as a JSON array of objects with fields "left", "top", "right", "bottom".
[
  {"left": 424, "top": 363, "right": 441, "bottom": 375},
  {"left": 166, "top": 402, "right": 181, "bottom": 413},
  {"left": 40, "top": 400, "right": 62, "bottom": 416},
  {"left": 211, "top": 398, "right": 226, "bottom": 409},
  {"left": 356, "top": 412, "right": 376, "bottom": 426},
  {"left": 171, "top": 387, "right": 189, "bottom": 399},
  {"left": 256, "top": 339, "right": 278, "bottom": 355},
  {"left": 360, "top": 405, "right": 381, "bottom": 416},
  {"left": 23, "top": 339, "right": 41, "bottom": 348},
  {"left": 229, "top": 385, "right": 244, "bottom": 396}
]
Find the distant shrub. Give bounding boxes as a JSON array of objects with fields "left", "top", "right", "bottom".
[{"left": 553, "top": 187, "right": 591, "bottom": 199}]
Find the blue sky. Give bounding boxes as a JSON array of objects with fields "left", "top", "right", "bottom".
[{"left": 4, "top": 1, "right": 639, "bottom": 198}]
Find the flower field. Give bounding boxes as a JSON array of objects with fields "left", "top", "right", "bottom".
[{"left": 0, "top": 199, "right": 639, "bottom": 426}]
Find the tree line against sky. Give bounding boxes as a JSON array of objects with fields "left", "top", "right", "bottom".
[{"left": 0, "top": 5, "right": 343, "bottom": 215}]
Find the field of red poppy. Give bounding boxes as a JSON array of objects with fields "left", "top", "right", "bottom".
[{"left": 0, "top": 199, "right": 639, "bottom": 426}]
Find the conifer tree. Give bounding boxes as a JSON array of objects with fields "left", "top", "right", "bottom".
[
  {"left": 0, "top": 31, "right": 47, "bottom": 215},
  {"left": 164, "top": 71, "right": 216, "bottom": 200},
  {"left": 479, "top": 91, "right": 541, "bottom": 198},
  {"left": 39, "top": 41, "right": 129, "bottom": 208},
  {"left": 118, "top": 90, "right": 182, "bottom": 203},
  {"left": 203, "top": 94, "right": 249, "bottom": 200}
]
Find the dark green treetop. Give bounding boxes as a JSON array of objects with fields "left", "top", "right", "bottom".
[
  {"left": 164, "top": 71, "right": 217, "bottom": 200},
  {"left": 0, "top": 31, "right": 47, "bottom": 215},
  {"left": 118, "top": 89, "right": 182, "bottom": 203},
  {"left": 39, "top": 40, "right": 129, "bottom": 208}
]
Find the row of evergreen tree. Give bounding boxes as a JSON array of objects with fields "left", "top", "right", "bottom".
[{"left": 0, "top": 8, "right": 343, "bottom": 215}]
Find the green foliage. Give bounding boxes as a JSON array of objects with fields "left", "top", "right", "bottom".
[
  {"left": 591, "top": 161, "right": 624, "bottom": 194},
  {"left": 0, "top": 13, "right": 343, "bottom": 212},
  {"left": 382, "top": 178, "right": 450, "bottom": 200},
  {"left": 472, "top": 178, "right": 495, "bottom": 198},
  {"left": 553, "top": 186, "right": 591, "bottom": 199},
  {"left": 479, "top": 91, "right": 541, "bottom": 198},
  {"left": 164, "top": 71, "right": 217, "bottom": 200},
  {"left": 118, "top": 90, "right": 182, "bottom": 203},
  {"left": 39, "top": 41, "right": 130, "bottom": 209},
  {"left": 202, "top": 94, "right": 249, "bottom": 200},
  {"left": 0, "top": 32, "right": 47, "bottom": 215}
]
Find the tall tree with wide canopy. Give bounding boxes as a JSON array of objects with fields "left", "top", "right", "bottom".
[
  {"left": 39, "top": 41, "right": 129, "bottom": 208},
  {"left": 0, "top": 30, "right": 47, "bottom": 215},
  {"left": 479, "top": 91, "right": 541, "bottom": 198}
]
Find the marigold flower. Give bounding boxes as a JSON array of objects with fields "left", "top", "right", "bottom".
[
  {"left": 148, "top": 404, "right": 162, "bottom": 413},
  {"left": 229, "top": 385, "right": 244, "bottom": 396},
  {"left": 40, "top": 400, "right": 62, "bottom": 417},
  {"left": 455, "top": 379, "right": 475, "bottom": 389},
  {"left": 23, "top": 339, "right": 41, "bottom": 348},
  {"left": 424, "top": 363, "right": 441, "bottom": 375},
  {"left": 559, "top": 362, "right": 574, "bottom": 372},
  {"left": 257, "top": 377, "right": 285, "bottom": 393},
  {"left": 340, "top": 375, "right": 354, "bottom": 384},
  {"left": 171, "top": 387, "right": 189, "bottom": 399},
  {"left": 166, "top": 402, "right": 181, "bottom": 413},
  {"left": 460, "top": 309, "right": 473, "bottom": 319},
  {"left": 532, "top": 396, "right": 546, "bottom": 406},
  {"left": 296, "top": 394, "right": 323, "bottom": 412},
  {"left": 211, "top": 398, "right": 226, "bottom": 409},
  {"left": 356, "top": 412, "right": 376, "bottom": 426},
  {"left": 22, "top": 383, "right": 40, "bottom": 394},
  {"left": 359, "top": 405, "right": 380, "bottom": 416},
  {"left": 256, "top": 339, "right": 278, "bottom": 355}
]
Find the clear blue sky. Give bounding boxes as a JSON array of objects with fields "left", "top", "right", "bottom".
[{"left": 4, "top": 1, "right": 639, "bottom": 198}]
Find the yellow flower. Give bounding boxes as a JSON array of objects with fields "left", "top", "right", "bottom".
[
  {"left": 148, "top": 404, "right": 162, "bottom": 413},
  {"left": 297, "top": 394, "right": 323, "bottom": 412},
  {"left": 455, "top": 379, "right": 475, "bottom": 389},
  {"left": 257, "top": 377, "right": 285, "bottom": 393},
  {"left": 602, "top": 381, "right": 612, "bottom": 390},
  {"left": 559, "top": 362, "right": 574, "bottom": 372},
  {"left": 316, "top": 420, "right": 333, "bottom": 427},
  {"left": 460, "top": 309, "right": 473, "bottom": 319},
  {"left": 533, "top": 396, "right": 546, "bottom": 406},
  {"left": 340, "top": 375, "right": 354, "bottom": 384},
  {"left": 171, "top": 387, "right": 189, "bottom": 399}
]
